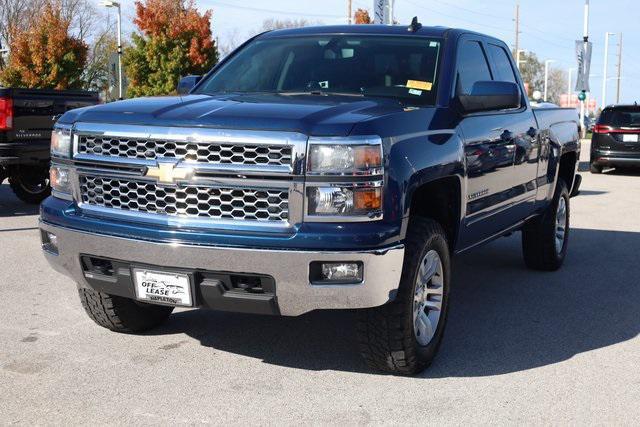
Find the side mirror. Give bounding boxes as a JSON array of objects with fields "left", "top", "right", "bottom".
[
  {"left": 457, "top": 81, "right": 521, "bottom": 113},
  {"left": 177, "top": 75, "right": 202, "bottom": 95}
]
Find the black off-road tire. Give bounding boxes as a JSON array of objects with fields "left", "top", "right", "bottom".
[
  {"left": 522, "top": 179, "right": 570, "bottom": 271},
  {"left": 79, "top": 288, "right": 174, "bottom": 333},
  {"left": 9, "top": 166, "right": 51, "bottom": 204},
  {"left": 357, "top": 217, "right": 451, "bottom": 375},
  {"left": 589, "top": 162, "right": 603, "bottom": 174}
]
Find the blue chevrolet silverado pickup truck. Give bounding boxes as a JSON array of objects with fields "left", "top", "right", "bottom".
[{"left": 40, "top": 23, "right": 580, "bottom": 374}]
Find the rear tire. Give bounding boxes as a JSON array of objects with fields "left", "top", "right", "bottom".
[
  {"left": 9, "top": 165, "right": 51, "bottom": 204},
  {"left": 79, "top": 288, "right": 173, "bottom": 333},
  {"left": 522, "top": 179, "right": 570, "bottom": 271},
  {"left": 589, "top": 162, "right": 603, "bottom": 174},
  {"left": 357, "top": 217, "right": 451, "bottom": 375}
]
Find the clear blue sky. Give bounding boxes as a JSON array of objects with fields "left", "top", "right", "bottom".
[{"left": 107, "top": 0, "right": 640, "bottom": 106}]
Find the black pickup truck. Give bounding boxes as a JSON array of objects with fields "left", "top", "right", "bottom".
[
  {"left": 0, "top": 87, "right": 99, "bottom": 203},
  {"left": 41, "top": 23, "right": 581, "bottom": 374}
]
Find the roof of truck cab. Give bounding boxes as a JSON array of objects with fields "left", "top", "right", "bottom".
[{"left": 258, "top": 25, "right": 477, "bottom": 40}]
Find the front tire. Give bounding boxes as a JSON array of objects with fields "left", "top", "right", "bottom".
[
  {"left": 9, "top": 165, "right": 51, "bottom": 204},
  {"left": 357, "top": 218, "right": 451, "bottom": 375},
  {"left": 522, "top": 179, "right": 570, "bottom": 271},
  {"left": 79, "top": 288, "right": 174, "bottom": 333}
]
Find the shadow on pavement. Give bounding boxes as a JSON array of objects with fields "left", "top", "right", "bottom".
[
  {"left": 148, "top": 227, "right": 640, "bottom": 377},
  {"left": 576, "top": 190, "right": 608, "bottom": 196},
  {"left": 0, "top": 183, "right": 40, "bottom": 218}
]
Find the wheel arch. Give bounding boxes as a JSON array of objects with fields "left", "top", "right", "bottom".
[{"left": 406, "top": 175, "right": 463, "bottom": 251}]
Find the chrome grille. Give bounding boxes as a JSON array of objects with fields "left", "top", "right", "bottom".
[
  {"left": 77, "top": 135, "right": 293, "bottom": 166},
  {"left": 79, "top": 175, "right": 289, "bottom": 222}
]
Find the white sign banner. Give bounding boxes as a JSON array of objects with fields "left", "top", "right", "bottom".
[{"left": 374, "top": 0, "right": 385, "bottom": 24}]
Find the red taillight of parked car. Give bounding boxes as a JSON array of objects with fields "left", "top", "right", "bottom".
[
  {"left": 593, "top": 124, "right": 640, "bottom": 134},
  {"left": 593, "top": 124, "right": 611, "bottom": 134},
  {"left": 0, "top": 97, "right": 13, "bottom": 130}
]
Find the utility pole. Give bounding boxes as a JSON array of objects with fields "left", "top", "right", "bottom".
[
  {"left": 348, "top": 0, "right": 352, "bottom": 24},
  {"left": 579, "top": 0, "right": 589, "bottom": 139},
  {"left": 601, "top": 32, "right": 615, "bottom": 110},
  {"left": 616, "top": 33, "right": 623, "bottom": 104},
  {"left": 514, "top": 2, "right": 520, "bottom": 56}
]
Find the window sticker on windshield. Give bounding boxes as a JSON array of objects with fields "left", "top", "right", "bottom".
[
  {"left": 406, "top": 80, "right": 432, "bottom": 91},
  {"left": 319, "top": 81, "right": 329, "bottom": 89},
  {"left": 429, "top": 41, "right": 439, "bottom": 48},
  {"left": 408, "top": 89, "right": 423, "bottom": 96}
]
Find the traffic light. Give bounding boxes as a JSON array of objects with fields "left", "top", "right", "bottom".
[{"left": 577, "top": 91, "right": 586, "bottom": 101}]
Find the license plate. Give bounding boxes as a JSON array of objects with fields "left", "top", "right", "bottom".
[
  {"left": 623, "top": 134, "right": 639, "bottom": 142},
  {"left": 133, "top": 269, "right": 192, "bottom": 306}
]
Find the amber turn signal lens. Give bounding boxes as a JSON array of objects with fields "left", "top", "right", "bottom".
[
  {"left": 354, "top": 188, "right": 382, "bottom": 210},
  {"left": 354, "top": 146, "right": 382, "bottom": 170}
]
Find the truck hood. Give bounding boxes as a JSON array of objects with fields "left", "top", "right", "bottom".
[{"left": 59, "top": 93, "right": 408, "bottom": 136}]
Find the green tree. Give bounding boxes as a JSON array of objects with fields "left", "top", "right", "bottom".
[{"left": 123, "top": 0, "right": 218, "bottom": 97}]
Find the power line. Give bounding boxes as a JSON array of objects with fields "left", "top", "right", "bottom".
[
  {"left": 402, "top": 0, "right": 511, "bottom": 34},
  {"left": 207, "top": 1, "right": 344, "bottom": 19}
]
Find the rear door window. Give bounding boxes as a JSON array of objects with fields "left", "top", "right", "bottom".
[
  {"left": 487, "top": 44, "right": 518, "bottom": 84},
  {"left": 599, "top": 108, "right": 640, "bottom": 128}
]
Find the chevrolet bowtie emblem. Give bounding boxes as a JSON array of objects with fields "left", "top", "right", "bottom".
[{"left": 145, "top": 162, "right": 192, "bottom": 183}]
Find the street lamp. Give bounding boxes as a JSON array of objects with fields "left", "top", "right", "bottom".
[
  {"left": 101, "top": 0, "right": 123, "bottom": 100},
  {"left": 544, "top": 59, "right": 556, "bottom": 102},
  {"left": 516, "top": 49, "right": 527, "bottom": 71},
  {"left": 601, "top": 32, "right": 616, "bottom": 110},
  {"left": 567, "top": 68, "right": 575, "bottom": 107}
]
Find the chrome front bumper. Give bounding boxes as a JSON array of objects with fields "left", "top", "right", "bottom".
[{"left": 40, "top": 221, "right": 404, "bottom": 316}]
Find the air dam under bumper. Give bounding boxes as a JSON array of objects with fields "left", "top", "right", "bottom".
[{"left": 39, "top": 221, "right": 405, "bottom": 316}]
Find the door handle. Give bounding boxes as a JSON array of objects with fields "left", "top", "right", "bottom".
[{"left": 527, "top": 127, "right": 538, "bottom": 138}]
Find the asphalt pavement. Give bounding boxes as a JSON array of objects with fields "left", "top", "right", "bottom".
[{"left": 1, "top": 144, "right": 639, "bottom": 424}]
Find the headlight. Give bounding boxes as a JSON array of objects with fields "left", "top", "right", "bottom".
[
  {"left": 51, "top": 127, "right": 72, "bottom": 158},
  {"left": 307, "top": 137, "right": 382, "bottom": 176},
  {"left": 307, "top": 184, "right": 382, "bottom": 218},
  {"left": 50, "top": 166, "right": 72, "bottom": 198}
]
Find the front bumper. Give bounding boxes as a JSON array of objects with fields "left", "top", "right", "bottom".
[{"left": 40, "top": 221, "right": 404, "bottom": 316}]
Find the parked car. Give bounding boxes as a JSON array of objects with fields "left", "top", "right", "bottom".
[
  {"left": 583, "top": 115, "right": 594, "bottom": 133},
  {"left": 39, "top": 23, "right": 580, "bottom": 375},
  {"left": 590, "top": 104, "right": 640, "bottom": 173},
  {"left": 0, "top": 87, "right": 99, "bottom": 203}
]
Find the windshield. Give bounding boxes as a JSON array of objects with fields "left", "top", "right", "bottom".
[{"left": 195, "top": 35, "right": 442, "bottom": 105}]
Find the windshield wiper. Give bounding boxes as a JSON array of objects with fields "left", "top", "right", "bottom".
[{"left": 277, "top": 90, "right": 364, "bottom": 97}]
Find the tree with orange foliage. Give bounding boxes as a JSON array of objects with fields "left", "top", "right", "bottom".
[
  {"left": 0, "top": 1, "right": 88, "bottom": 89},
  {"left": 354, "top": 8, "right": 372, "bottom": 24},
  {"left": 124, "top": 0, "right": 218, "bottom": 97}
]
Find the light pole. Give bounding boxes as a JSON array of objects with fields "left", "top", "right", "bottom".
[
  {"left": 101, "top": 0, "right": 123, "bottom": 100},
  {"left": 567, "top": 68, "right": 575, "bottom": 107},
  {"left": 601, "top": 32, "right": 615, "bottom": 110},
  {"left": 516, "top": 49, "right": 527, "bottom": 71},
  {"left": 544, "top": 59, "right": 555, "bottom": 102},
  {"left": 579, "top": 0, "right": 590, "bottom": 139}
]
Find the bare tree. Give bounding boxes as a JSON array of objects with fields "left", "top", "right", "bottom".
[
  {"left": 518, "top": 51, "right": 566, "bottom": 104},
  {"left": 59, "top": 0, "right": 101, "bottom": 41},
  {"left": 259, "top": 18, "right": 317, "bottom": 32},
  {"left": 0, "top": 0, "right": 45, "bottom": 68}
]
